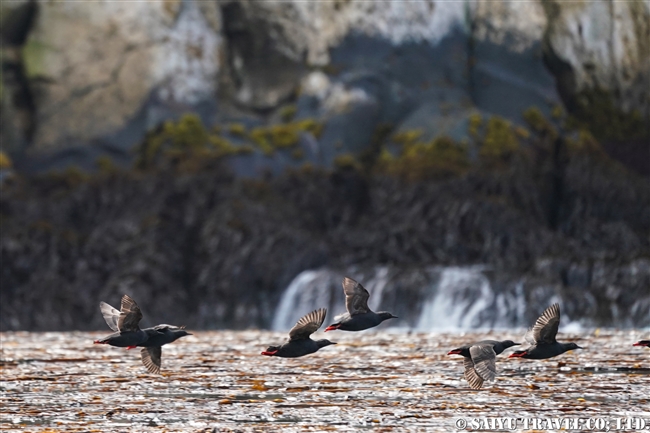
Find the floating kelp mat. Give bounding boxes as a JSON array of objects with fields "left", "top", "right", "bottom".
[{"left": 1, "top": 329, "right": 648, "bottom": 432}]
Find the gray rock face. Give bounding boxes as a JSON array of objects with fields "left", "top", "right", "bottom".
[
  {"left": 220, "top": 1, "right": 305, "bottom": 109},
  {"left": 224, "top": 0, "right": 648, "bottom": 115},
  {"left": 1, "top": 0, "right": 648, "bottom": 173},
  {"left": 213, "top": 0, "right": 646, "bottom": 174},
  {"left": 22, "top": 0, "right": 222, "bottom": 150},
  {"left": 471, "top": 1, "right": 560, "bottom": 120},
  {"left": 226, "top": 1, "right": 465, "bottom": 66},
  {"left": 543, "top": 0, "right": 650, "bottom": 112}
]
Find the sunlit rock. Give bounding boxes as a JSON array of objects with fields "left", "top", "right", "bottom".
[
  {"left": 24, "top": 0, "right": 222, "bottom": 150},
  {"left": 543, "top": 0, "right": 650, "bottom": 113}
]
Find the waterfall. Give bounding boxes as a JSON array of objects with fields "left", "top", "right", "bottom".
[
  {"left": 272, "top": 270, "right": 340, "bottom": 331},
  {"left": 272, "top": 265, "right": 522, "bottom": 332},
  {"left": 415, "top": 266, "right": 492, "bottom": 330},
  {"left": 271, "top": 265, "right": 610, "bottom": 331},
  {"left": 271, "top": 266, "right": 395, "bottom": 331}
]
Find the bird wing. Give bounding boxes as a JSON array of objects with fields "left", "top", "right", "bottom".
[
  {"left": 342, "top": 277, "right": 370, "bottom": 315},
  {"left": 140, "top": 347, "right": 162, "bottom": 375},
  {"left": 289, "top": 308, "right": 327, "bottom": 341},
  {"left": 531, "top": 303, "right": 560, "bottom": 344},
  {"left": 333, "top": 312, "right": 351, "bottom": 323},
  {"left": 463, "top": 357, "right": 484, "bottom": 390},
  {"left": 469, "top": 345, "right": 497, "bottom": 382},
  {"left": 523, "top": 328, "right": 536, "bottom": 345},
  {"left": 99, "top": 302, "right": 121, "bottom": 332},
  {"left": 151, "top": 324, "right": 183, "bottom": 332},
  {"left": 117, "top": 295, "right": 143, "bottom": 332}
]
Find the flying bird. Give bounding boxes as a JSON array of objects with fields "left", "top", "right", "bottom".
[
  {"left": 325, "top": 277, "right": 397, "bottom": 332},
  {"left": 262, "top": 308, "right": 336, "bottom": 357},
  {"left": 448, "top": 340, "right": 520, "bottom": 389},
  {"left": 509, "top": 303, "right": 582, "bottom": 360},
  {"left": 94, "top": 295, "right": 191, "bottom": 374}
]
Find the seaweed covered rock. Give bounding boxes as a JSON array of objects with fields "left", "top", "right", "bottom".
[{"left": 2, "top": 131, "right": 648, "bottom": 330}]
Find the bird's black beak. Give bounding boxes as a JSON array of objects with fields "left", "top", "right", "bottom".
[{"left": 576, "top": 345, "right": 583, "bottom": 349}]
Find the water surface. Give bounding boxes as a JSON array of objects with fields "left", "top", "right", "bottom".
[{"left": 1, "top": 330, "right": 648, "bottom": 432}]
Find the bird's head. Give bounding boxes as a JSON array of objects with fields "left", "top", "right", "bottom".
[
  {"left": 316, "top": 339, "right": 337, "bottom": 349},
  {"left": 261, "top": 345, "right": 280, "bottom": 356},
  {"left": 378, "top": 312, "right": 398, "bottom": 322},
  {"left": 565, "top": 342, "right": 583, "bottom": 351},
  {"left": 501, "top": 340, "right": 521, "bottom": 349},
  {"left": 167, "top": 326, "right": 192, "bottom": 340}
]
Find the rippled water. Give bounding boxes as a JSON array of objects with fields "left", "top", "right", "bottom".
[{"left": 1, "top": 330, "right": 648, "bottom": 432}]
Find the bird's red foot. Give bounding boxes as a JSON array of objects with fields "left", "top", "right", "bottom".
[
  {"left": 261, "top": 350, "right": 278, "bottom": 356},
  {"left": 126, "top": 346, "right": 136, "bottom": 350},
  {"left": 508, "top": 351, "right": 527, "bottom": 358},
  {"left": 93, "top": 340, "right": 105, "bottom": 344},
  {"left": 324, "top": 325, "right": 340, "bottom": 332}
]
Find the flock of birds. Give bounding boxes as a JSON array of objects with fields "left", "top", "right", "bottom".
[{"left": 94, "top": 277, "right": 649, "bottom": 389}]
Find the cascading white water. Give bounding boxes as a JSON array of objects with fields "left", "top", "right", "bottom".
[
  {"left": 415, "top": 266, "right": 492, "bottom": 330},
  {"left": 271, "top": 264, "right": 640, "bottom": 331},
  {"left": 271, "top": 267, "right": 393, "bottom": 331},
  {"left": 271, "top": 270, "right": 342, "bottom": 331},
  {"left": 272, "top": 265, "right": 521, "bottom": 332}
]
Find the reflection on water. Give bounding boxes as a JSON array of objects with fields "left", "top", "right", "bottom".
[{"left": 1, "top": 330, "right": 648, "bottom": 432}]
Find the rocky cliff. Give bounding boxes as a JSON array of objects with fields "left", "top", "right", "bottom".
[
  {"left": 1, "top": 0, "right": 649, "bottom": 331},
  {"left": 1, "top": 0, "right": 648, "bottom": 172}
]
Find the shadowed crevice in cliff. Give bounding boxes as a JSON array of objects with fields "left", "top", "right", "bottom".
[
  {"left": 1, "top": 0, "right": 38, "bottom": 46},
  {"left": 546, "top": 135, "right": 567, "bottom": 231},
  {"left": 0, "top": 0, "right": 39, "bottom": 151},
  {"left": 220, "top": 1, "right": 305, "bottom": 111},
  {"left": 541, "top": 31, "right": 577, "bottom": 116}
]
